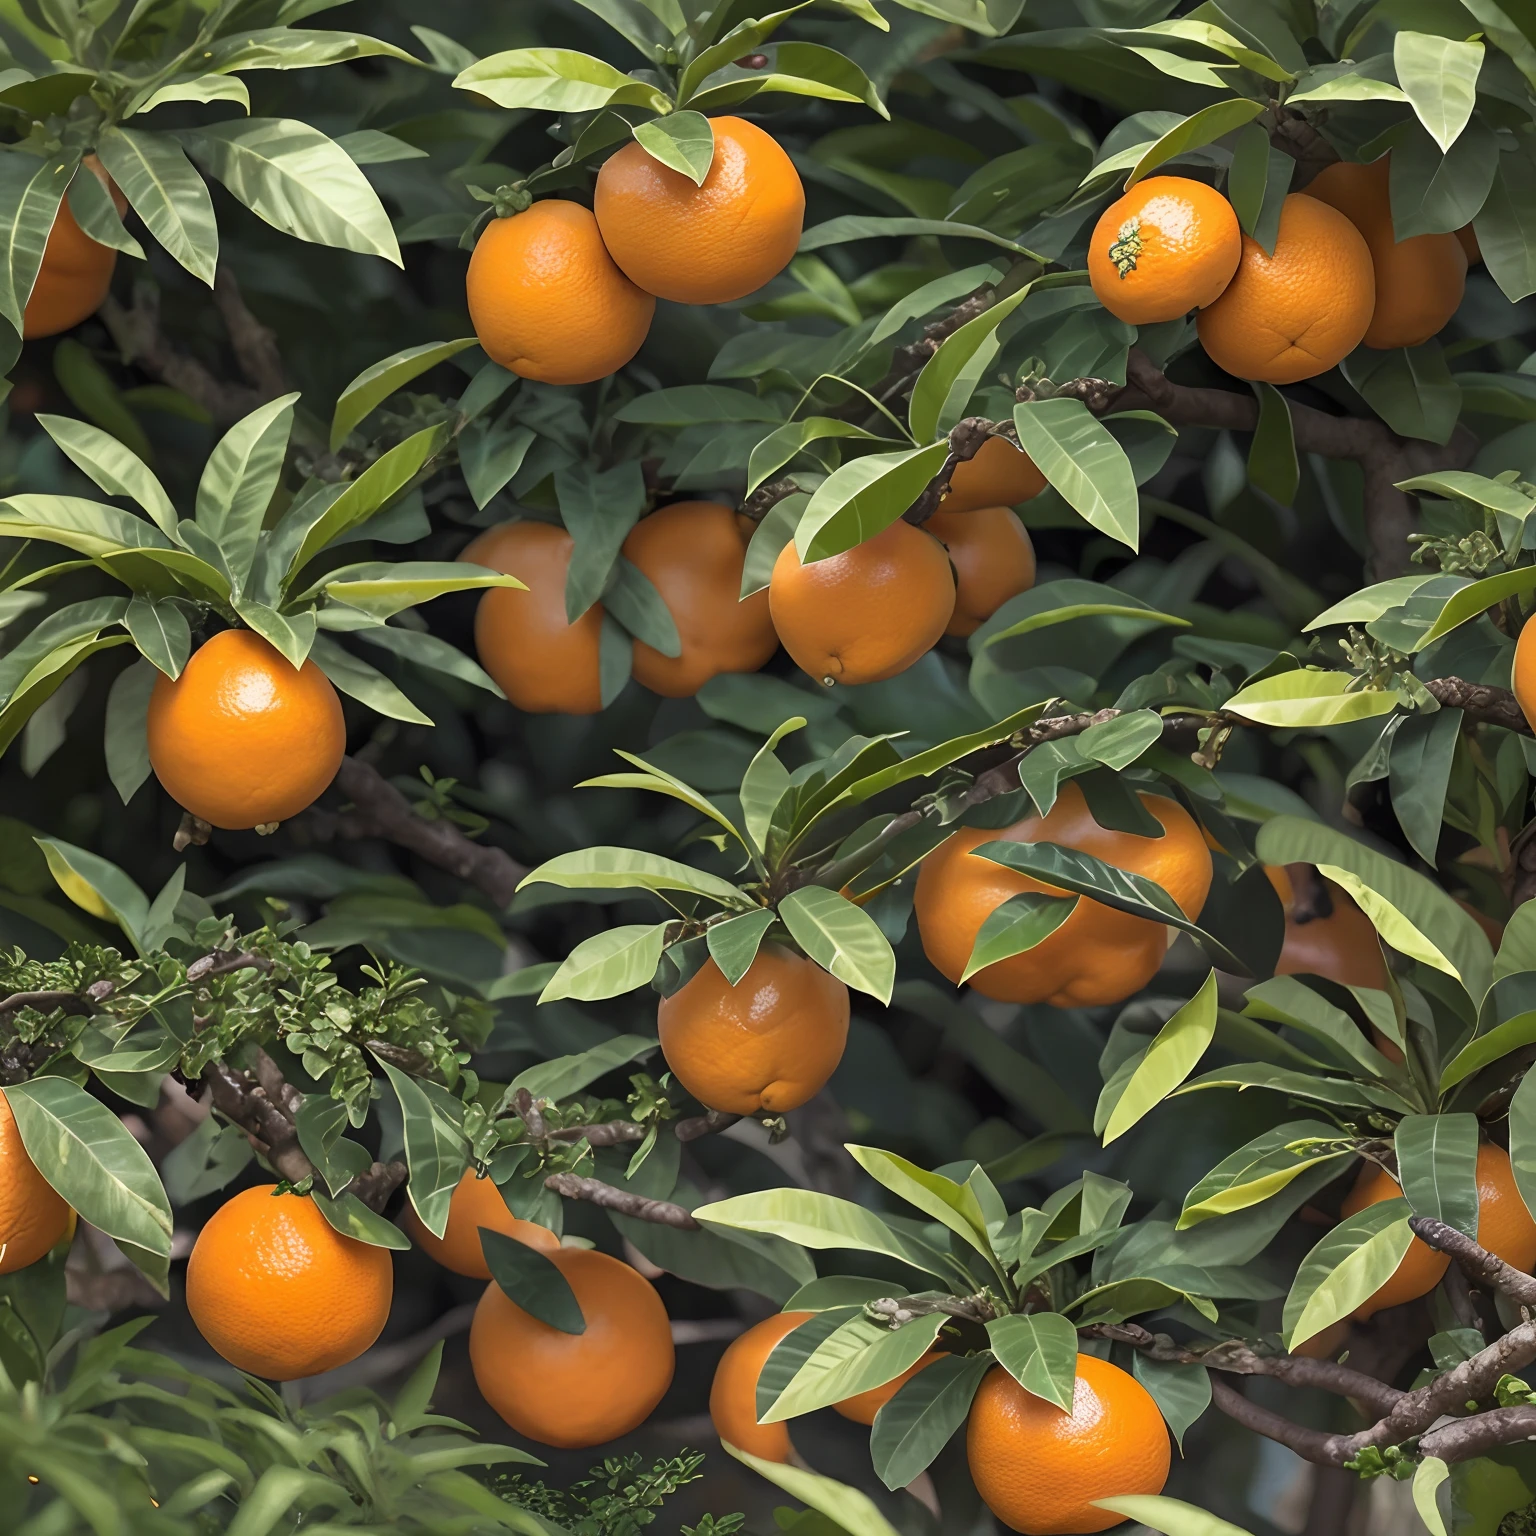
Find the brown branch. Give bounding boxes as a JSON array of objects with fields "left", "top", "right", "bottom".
[
  {"left": 0, "top": 989, "right": 96, "bottom": 1017},
  {"left": 903, "top": 416, "right": 1007, "bottom": 526},
  {"left": 549, "top": 1109, "right": 741, "bottom": 1147},
  {"left": 185, "top": 950, "right": 274, "bottom": 984},
  {"left": 741, "top": 476, "right": 799, "bottom": 522},
  {"left": 542, "top": 1171, "right": 701, "bottom": 1229},
  {"left": 1423, "top": 678, "right": 1531, "bottom": 735},
  {"left": 1411, "top": 1216, "right": 1536, "bottom": 1306},
  {"left": 864, "top": 283, "right": 1003, "bottom": 408},
  {"left": 1209, "top": 1376, "right": 1354, "bottom": 1466},
  {"left": 349, "top": 1158, "right": 408, "bottom": 1212},
  {"left": 869, "top": 1293, "right": 998, "bottom": 1325},
  {"left": 1420, "top": 1406, "right": 1536, "bottom": 1462},
  {"left": 302, "top": 756, "right": 527, "bottom": 909},
  {"left": 676, "top": 1109, "right": 742, "bottom": 1141},
  {"left": 202, "top": 1059, "right": 315, "bottom": 1187},
  {"left": 213, "top": 267, "right": 285, "bottom": 399}
]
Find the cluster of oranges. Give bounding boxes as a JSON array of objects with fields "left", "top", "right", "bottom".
[
  {"left": 465, "top": 438, "right": 1045, "bottom": 714},
  {"left": 1089, "top": 160, "right": 1469, "bottom": 383},
  {"left": 466, "top": 117, "right": 805, "bottom": 387}
]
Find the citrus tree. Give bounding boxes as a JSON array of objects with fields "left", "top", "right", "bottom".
[{"left": 4, "top": 0, "right": 1536, "bottom": 1532}]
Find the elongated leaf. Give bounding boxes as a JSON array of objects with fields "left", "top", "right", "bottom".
[
  {"left": 309, "top": 635, "right": 432, "bottom": 725},
  {"left": 869, "top": 1352, "right": 991, "bottom": 1491},
  {"left": 1509, "top": 1068, "right": 1536, "bottom": 1231},
  {"left": 35, "top": 415, "right": 177, "bottom": 535},
  {"left": 707, "top": 908, "right": 777, "bottom": 986},
  {"left": 375, "top": 1056, "right": 468, "bottom": 1240},
  {"left": 96, "top": 127, "right": 217, "bottom": 285},
  {"left": 5, "top": 1077, "right": 172, "bottom": 1274},
  {"left": 1224, "top": 668, "right": 1403, "bottom": 726},
  {"left": 740, "top": 717, "right": 802, "bottom": 857},
  {"left": 1283, "top": 1199, "right": 1414, "bottom": 1348},
  {"left": 1096, "top": 1495, "right": 1255, "bottom": 1536},
  {"left": 793, "top": 443, "right": 949, "bottom": 564},
  {"left": 540, "top": 922, "right": 669, "bottom": 1002},
  {"left": 178, "top": 118, "right": 402, "bottom": 265},
  {"left": 330, "top": 338, "right": 477, "bottom": 451},
  {"left": 104, "top": 658, "right": 155, "bottom": 804},
  {"left": 1102, "top": 972, "right": 1219, "bottom": 1144},
  {"left": 1132, "top": 1355, "right": 1211, "bottom": 1452},
  {"left": 320, "top": 561, "right": 522, "bottom": 619},
  {"left": 778, "top": 885, "right": 895, "bottom": 1003},
  {"left": 0, "top": 149, "right": 73, "bottom": 335},
  {"left": 454, "top": 48, "right": 671, "bottom": 111},
  {"left": 508, "top": 1034, "right": 658, "bottom": 1103},
  {"left": 846, "top": 1145, "right": 992, "bottom": 1258},
  {"left": 1395, "top": 1113, "right": 1479, "bottom": 1237},
  {"left": 35, "top": 835, "right": 149, "bottom": 944},
  {"left": 520, "top": 846, "right": 752, "bottom": 910},
  {"left": 962, "top": 893, "right": 1077, "bottom": 983},
  {"left": 799, "top": 214, "right": 1042, "bottom": 257},
  {"left": 313, "top": 1190, "right": 412, "bottom": 1249},
  {"left": 1394, "top": 31, "right": 1483, "bottom": 153},
  {"left": 1441, "top": 1011, "right": 1536, "bottom": 1093},
  {"left": 125, "top": 595, "right": 191, "bottom": 679},
  {"left": 1179, "top": 1121, "right": 1356, "bottom": 1228},
  {"left": 722, "top": 1447, "right": 903, "bottom": 1536},
  {"left": 986, "top": 1312, "right": 1077, "bottom": 1410},
  {"left": 481, "top": 1229, "right": 584, "bottom": 1333},
  {"left": 909, "top": 287, "right": 1032, "bottom": 444},
  {"left": 1013, "top": 399, "right": 1138, "bottom": 551},
  {"left": 195, "top": 394, "right": 298, "bottom": 588},
  {"left": 1128, "top": 98, "right": 1265, "bottom": 185},
  {"left": 632, "top": 111, "right": 715, "bottom": 184},
  {"left": 766, "top": 1313, "right": 944, "bottom": 1422}
]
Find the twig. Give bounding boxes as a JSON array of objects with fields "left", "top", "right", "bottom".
[
  {"left": 1423, "top": 679, "right": 1532, "bottom": 735},
  {"left": 902, "top": 416, "right": 1008, "bottom": 526},
  {"left": 1420, "top": 1406, "right": 1536, "bottom": 1461},
  {"left": 1209, "top": 1376, "right": 1355, "bottom": 1465},
  {"left": 301, "top": 756, "right": 527, "bottom": 909},
  {"left": 869, "top": 1293, "right": 997, "bottom": 1325},
  {"left": 550, "top": 1110, "right": 742, "bottom": 1147},
  {"left": 542, "top": 1172, "right": 701, "bottom": 1229},
  {"left": 1411, "top": 1216, "right": 1536, "bottom": 1306},
  {"left": 185, "top": 950, "right": 274, "bottom": 984},
  {"left": 676, "top": 1109, "right": 742, "bottom": 1141}
]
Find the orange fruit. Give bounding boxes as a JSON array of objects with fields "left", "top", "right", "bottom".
[
  {"left": 943, "top": 436, "right": 1047, "bottom": 515},
  {"left": 1341, "top": 1157, "right": 1447, "bottom": 1317},
  {"left": 915, "top": 780, "right": 1212, "bottom": 1007},
  {"left": 406, "top": 1170, "right": 560, "bottom": 1279},
  {"left": 0, "top": 1087, "right": 71, "bottom": 1274},
  {"left": 25, "top": 157, "right": 126, "bottom": 340},
  {"left": 1514, "top": 619, "right": 1536, "bottom": 732},
  {"left": 146, "top": 629, "right": 346, "bottom": 830},
  {"left": 709, "top": 1310, "right": 814, "bottom": 1461},
  {"left": 470, "top": 1247, "right": 674, "bottom": 1447},
  {"left": 1267, "top": 864, "right": 1389, "bottom": 991},
  {"left": 1457, "top": 224, "right": 1481, "bottom": 265},
  {"left": 463, "top": 521, "right": 604, "bottom": 715},
  {"left": 966, "top": 1356, "right": 1170, "bottom": 1535},
  {"left": 1304, "top": 157, "right": 1466, "bottom": 349},
  {"left": 1196, "top": 193, "right": 1374, "bottom": 384},
  {"left": 594, "top": 117, "right": 804, "bottom": 305},
  {"left": 1087, "top": 175, "right": 1241, "bottom": 325},
  {"left": 834, "top": 1351, "right": 944, "bottom": 1425},
  {"left": 769, "top": 520, "right": 955, "bottom": 687},
  {"left": 466, "top": 200, "right": 654, "bottom": 385},
  {"left": 926, "top": 505, "right": 1036, "bottom": 636},
  {"left": 657, "top": 943, "right": 850, "bottom": 1114},
  {"left": 186, "top": 1186, "right": 393, "bottom": 1380},
  {"left": 621, "top": 501, "right": 778, "bottom": 697},
  {"left": 1291, "top": 1318, "right": 1351, "bottom": 1361}
]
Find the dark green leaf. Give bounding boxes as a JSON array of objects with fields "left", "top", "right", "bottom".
[
  {"left": 482, "top": 1229, "right": 585, "bottom": 1333},
  {"left": 96, "top": 127, "right": 216, "bottom": 285},
  {"left": 961, "top": 893, "right": 1077, "bottom": 983},
  {"left": 632, "top": 111, "right": 715, "bottom": 185},
  {"left": 1395, "top": 1113, "right": 1480, "bottom": 1237},
  {"left": 985, "top": 1311, "right": 1077, "bottom": 1410},
  {"left": 869, "top": 1352, "right": 991, "bottom": 1491},
  {"left": 707, "top": 908, "right": 777, "bottom": 986}
]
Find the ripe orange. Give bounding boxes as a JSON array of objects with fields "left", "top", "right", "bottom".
[
  {"left": 657, "top": 943, "right": 850, "bottom": 1115},
  {"left": 1304, "top": 157, "right": 1466, "bottom": 349},
  {"left": 406, "top": 1170, "right": 559, "bottom": 1280},
  {"left": 146, "top": 629, "right": 346, "bottom": 830},
  {"left": 1196, "top": 193, "right": 1374, "bottom": 384},
  {"left": 1088, "top": 175, "right": 1241, "bottom": 326},
  {"left": 709, "top": 1310, "right": 814, "bottom": 1462},
  {"left": 926, "top": 505, "right": 1036, "bottom": 636},
  {"left": 466, "top": 200, "right": 654, "bottom": 385},
  {"left": 186, "top": 1186, "right": 393, "bottom": 1380},
  {"left": 769, "top": 520, "right": 955, "bottom": 687},
  {"left": 25, "top": 157, "right": 127, "bottom": 339},
  {"left": 966, "top": 1355, "right": 1170, "bottom": 1535},
  {"left": 1514, "top": 619, "right": 1536, "bottom": 732},
  {"left": 834, "top": 1351, "right": 944, "bottom": 1425},
  {"left": 470, "top": 1247, "right": 674, "bottom": 1447},
  {"left": 1267, "top": 864, "right": 1389, "bottom": 990},
  {"left": 621, "top": 502, "right": 778, "bottom": 697},
  {"left": 463, "top": 521, "right": 604, "bottom": 715},
  {"left": 914, "top": 780, "right": 1212, "bottom": 1007},
  {"left": 1339, "top": 1146, "right": 1535, "bottom": 1320},
  {"left": 0, "top": 1087, "right": 71, "bottom": 1274},
  {"left": 594, "top": 117, "right": 804, "bottom": 305},
  {"left": 943, "top": 436, "right": 1047, "bottom": 515}
]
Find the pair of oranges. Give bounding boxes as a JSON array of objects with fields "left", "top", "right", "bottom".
[
  {"left": 713, "top": 1310, "right": 1170, "bottom": 1536},
  {"left": 1088, "top": 159, "right": 1469, "bottom": 384},
  {"left": 465, "top": 440, "right": 1045, "bottom": 715},
  {"left": 466, "top": 117, "right": 805, "bottom": 387}
]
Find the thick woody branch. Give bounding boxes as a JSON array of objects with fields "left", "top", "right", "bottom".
[
  {"left": 903, "top": 417, "right": 1010, "bottom": 526},
  {"left": 1421, "top": 1406, "right": 1536, "bottom": 1461},
  {"left": 549, "top": 1109, "right": 742, "bottom": 1147},
  {"left": 302, "top": 756, "right": 527, "bottom": 909},
  {"left": 1209, "top": 1376, "right": 1354, "bottom": 1465},
  {"left": 1423, "top": 679, "right": 1532, "bottom": 735},
  {"left": 543, "top": 1171, "right": 701, "bottom": 1229},
  {"left": 1411, "top": 1216, "right": 1536, "bottom": 1305}
]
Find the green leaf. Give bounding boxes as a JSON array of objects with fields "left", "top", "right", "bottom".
[
  {"left": 104, "top": 659, "right": 155, "bottom": 804},
  {"left": 1077, "top": 709, "right": 1164, "bottom": 769},
  {"left": 1095, "top": 1495, "right": 1256, "bottom": 1536},
  {"left": 1411, "top": 565, "right": 1536, "bottom": 650},
  {"left": 196, "top": 394, "right": 299, "bottom": 589},
  {"left": 721, "top": 1447, "right": 903, "bottom": 1536},
  {"left": 741, "top": 493, "right": 804, "bottom": 597},
  {"left": 740, "top": 716, "right": 802, "bottom": 857},
  {"left": 1283, "top": 1199, "right": 1414, "bottom": 1348},
  {"left": 1102, "top": 972, "right": 1219, "bottom": 1144},
  {"left": 765, "top": 1312, "right": 944, "bottom": 1422},
  {"left": 1224, "top": 668, "right": 1404, "bottom": 726},
  {"left": 1394, "top": 31, "right": 1483, "bottom": 153},
  {"left": 1013, "top": 399, "right": 1139, "bottom": 551},
  {"left": 845, "top": 1145, "right": 992, "bottom": 1258},
  {"left": 1341, "top": 344, "right": 1461, "bottom": 446},
  {"left": 0, "top": 149, "right": 73, "bottom": 335},
  {"left": 540, "top": 922, "right": 669, "bottom": 1002},
  {"left": 138, "top": 73, "right": 251, "bottom": 114},
  {"left": 1242, "top": 977, "right": 1393, "bottom": 1078},
  {"left": 1128, "top": 98, "right": 1265, "bottom": 185},
  {"left": 1477, "top": 137, "right": 1536, "bottom": 303},
  {"left": 35, "top": 835, "right": 149, "bottom": 946},
  {"left": 452, "top": 48, "right": 671, "bottom": 112},
  {"left": 1395, "top": 1113, "right": 1480, "bottom": 1237},
  {"left": 1508, "top": 1068, "right": 1536, "bottom": 1233},
  {"left": 561, "top": 461, "right": 646, "bottom": 621},
  {"left": 1248, "top": 381, "right": 1298, "bottom": 501},
  {"left": 986, "top": 1311, "right": 1077, "bottom": 1410},
  {"left": 315, "top": 560, "right": 523, "bottom": 619},
  {"left": 869, "top": 1352, "right": 991, "bottom": 1491},
  {"left": 481, "top": 1228, "right": 584, "bottom": 1333},
  {"left": 312, "top": 1191, "right": 411, "bottom": 1250},
  {"left": 581, "top": 750, "right": 744, "bottom": 847},
  {"left": 961, "top": 893, "right": 1077, "bottom": 984},
  {"left": 96, "top": 127, "right": 217, "bottom": 285},
  {"left": 177, "top": 118, "right": 402, "bottom": 266},
  {"left": 1389, "top": 707, "right": 1460, "bottom": 866},
  {"left": 632, "top": 111, "right": 715, "bottom": 185},
  {"left": 5, "top": 1076, "right": 172, "bottom": 1275},
  {"left": 1440, "top": 1011, "right": 1536, "bottom": 1093},
  {"left": 1132, "top": 1356, "right": 1211, "bottom": 1452},
  {"left": 508, "top": 1034, "right": 658, "bottom": 1103},
  {"left": 793, "top": 443, "right": 949, "bottom": 564},
  {"left": 1305, "top": 573, "right": 1449, "bottom": 630},
  {"left": 746, "top": 417, "right": 887, "bottom": 496},
  {"left": 909, "top": 287, "right": 1033, "bottom": 444},
  {"left": 375, "top": 1056, "right": 468, "bottom": 1241},
  {"left": 34, "top": 415, "right": 177, "bottom": 536},
  {"left": 459, "top": 417, "right": 535, "bottom": 509},
  {"left": 352, "top": 623, "right": 503, "bottom": 695},
  {"left": 777, "top": 885, "right": 895, "bottom": 1003},
  {"left": 604, "top": 557, "right": 681, "bottom": 656},
  {"left": 1178, "top": 1120, "right": 1355, "bottom": 1227},
  {"left": 293, "top": 1098, "right": 372, "bottom": 1197},
  {"left": 309, "top": 635, "right": 431, "bottom": 724},
  {"left": 615, "top": 386, "right": 784, "bottom": 426},
  {"left": 65, "top": 158, "right": 143, "bottom": 259},
  {"left": 330, "top": 338, "right": 477, "bottom": 451},
  {"left": 707, "top": 908, "right": 777, "bottom": 986},
  {"left": 520, "top": 846, "right": 753, "bottom": 910},
  {"left": 694, "top": 1189, "right": 954, "bottom": 1280},
  {"left": 125, "top": 595, "right": 190, "bottom": 679}
]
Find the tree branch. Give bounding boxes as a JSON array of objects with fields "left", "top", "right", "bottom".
[
  {"left": 1209, "top": 1376, "right": 1354, "bottom": 1466},
  {"left": 1423, "top": 679, "right": 1532, "bottom": 735},
  {"left": 1420, "top": 1406, "right": 1536, "bottom": 1462},
  {"left": 542, "top": 1171, "right": 701, "bottom": 1229},
  {"left": 550, "top": 1109, "right": 743, "bottom": 1147},
  {"left": 1411, "top": 1216, "right": 1536, "bottom": 1306}
]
